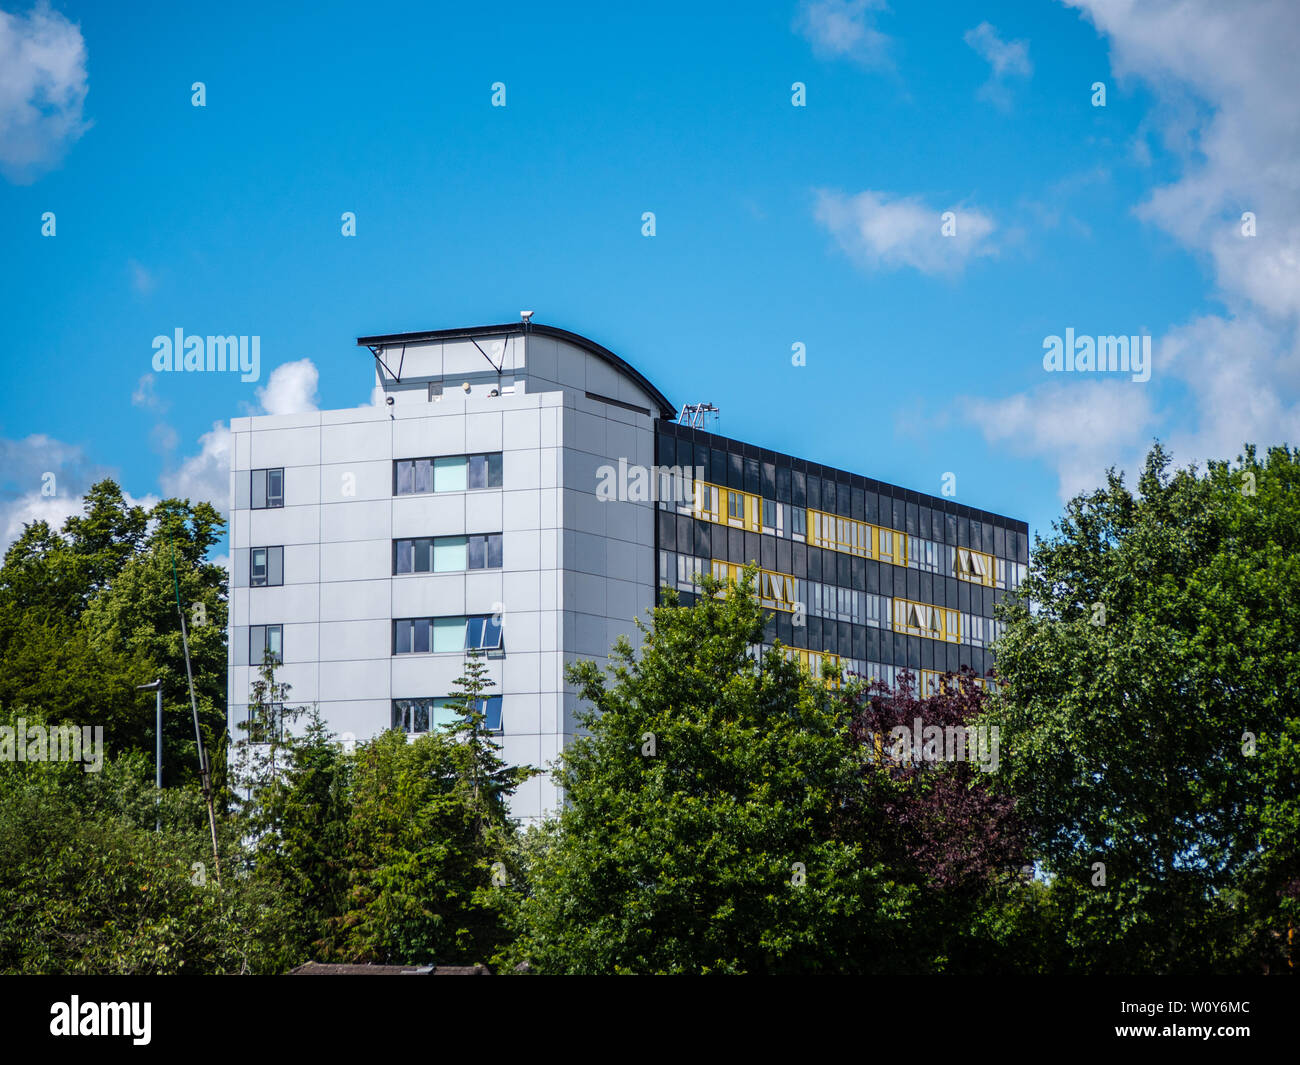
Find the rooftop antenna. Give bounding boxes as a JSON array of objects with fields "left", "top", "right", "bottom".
[{"left": 677, "top": 402, "right": 719, "bottom": 430}]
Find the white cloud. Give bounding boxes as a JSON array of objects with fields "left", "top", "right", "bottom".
[
  {"left": 131, "top": 372, "right": 166, "bottom": 411},
  {"left": 964, "top": 22, "right": 1031, "bottom": 108},
  {"left": 160, "top": 421, "right": 230, "bottom": 513},
  {"left": 0, "top": 1, "right": 90, "bottom": 183},
  {"left": 814, "top": 188, "right": 996, "bottom": 275},
  {"left": 964, "top": 22, "right": 1032, "bottom": 79},
  {"left": 965, "top": 381, "right": 1159, "bottom": 501},
  {"left": 795, "top": 0, "right": 892, "bottom": 68},
  {"left": 0, "top": 356, "right": 323, "bottom": 547},
  {"left": 255, "top": 358, "right": 319, "bottom": 416},
  {"left": 965, "top": 0, "right": 1300, "bottom": 498},
  {"left": 0, "top": 434, "right": 157, "bottom": 549},
  {"left": 1158, "top": 313, "right": 1300, "bottom": 465}
]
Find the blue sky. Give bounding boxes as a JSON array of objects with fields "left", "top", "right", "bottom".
[{"left": 2, "top": 0, "right": 1297, "bottom": 560}]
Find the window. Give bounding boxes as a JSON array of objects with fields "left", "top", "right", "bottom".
[
  {"left": 250, "top": 546, "right": 283, "bottom": 587},
  {"left": 249, "top": 624, "right": 283, "bottom": 666},
  {"left": 710, "top": 560, "right": 798, "bottom": 613},
  {"left": 394, "top": 534, "right": 502, "bottom": 574},
  {"left": 806, "top": 507, "right": 909, "bottom": 567},
  {"left": 954, "top": 547, "right": 995, "bottom": 587},
  {"left": 787, "top": 648, "right": 842, "bottom": 688},
  {"left": 694, "top": 483, "right": 723, "bottom": 523},
  {"left": 692, "top": 479, "right": 760, "bottom": 531},
  {"left": 761, "top": 497, "right": 776, "bottom": 531},
  {"left": 877, "top": 527, "right": 908, "bottom": 566},
  {"left": 432, "top": 536, "right": 465, "bottom": 571},
  {"left": 393, "top": 696, "right": 503, "bottom": 734},
  {"left": 469, "top": 453, "right": 503, "bottom": 490},
  {"left": 791, "top": 507, "right": 807, "bottom": 538},
  {"left": 432, "top": 617, "right": 465, "bottom": 652},
  {"left": 433, "top": 455, "right": 467, "bottom": 493},
  {"left": 393, "top": 615, "right": 506, "bottom": 655},
  {"left": 392, "top": 697, "right": 458, "bottom": 734},
  {"left": 808, "top": 509, "right": 872, "bottom": 558},
  {"left": 909, "top": 537, "right": 939, "bottom": 574},
  {"left": 394, "top": 453, "right": 503, "bottom": 495},
  {"left": 465, "top": 614, "right": 504, "bottom": 650},
  {"left": 251, "top": 468, "right": 284, "bottom": 509},
  {"left": 892, "top": 596, "right": 961, "bottom": 644}
]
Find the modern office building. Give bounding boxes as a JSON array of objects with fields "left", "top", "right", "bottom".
[{"left": 227, "top": 318, "right": 1028, "bottom": 821}]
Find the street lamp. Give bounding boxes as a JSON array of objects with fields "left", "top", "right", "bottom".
[{"left": 136, "top": 680, "right": 162, "bottom": 831}]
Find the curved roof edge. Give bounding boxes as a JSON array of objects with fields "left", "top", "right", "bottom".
[{"left": 356, "top": 322, "right": 676, "bottom": 420}]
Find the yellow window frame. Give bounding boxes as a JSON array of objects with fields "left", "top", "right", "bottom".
[
  {"left": 710, "top": 560, "right": 798, "bottom": 613},
  {"left": 919, "top": 668, "right": 988, "bottom": 697},
  {"left": 693, "top": 480, "right": 760, "bottom": 532},
  {"left": 805, "top": 508, "right": 909, "bottom": 567},
  {"left": 954, "top": 547, "right": 995, "bottom": 587},
  {"left": 892, "top": 596, "right": 962, "bottom": 644},
  {"left": 788, "top": 647, "right": 842, "bottom": 688}
]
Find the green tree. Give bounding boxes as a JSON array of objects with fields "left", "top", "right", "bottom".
[
  {"left": 0, "top": 715, "right": 277, "bottom": 974},
  {"left": 440, "top": 648, "right": 536, "bottom": 846},
  {"left": 240, "top": 699, "right": 353, "bottom": 972},
  {"left": 504, "top": 568, "right": 912, "bottom": 974},
  {"left": 322, "top": 654, "right": 533, "bottom": 966},
  {"left": 990, "top": 442, "right": 1300, "bottom": 973},
  {"left": 80, "top": 498, "right": 228, "bottom": 788},
  {"left": 0, "top": 482, "right": 227, "bottom": 787}
]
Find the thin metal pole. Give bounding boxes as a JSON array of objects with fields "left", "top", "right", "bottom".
[
  {"left": 179, "top": 609, "right": 222, "bottom": 884},
  {"left": 155, "top": 686, "right": 162, "bottom": 833},
  {"left": 169, "top": 527, "right": 222, "bottom": 885}
]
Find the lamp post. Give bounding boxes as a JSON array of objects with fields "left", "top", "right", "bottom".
[{"left": 136, "top": 680, "right": 162, "bottom": 831}]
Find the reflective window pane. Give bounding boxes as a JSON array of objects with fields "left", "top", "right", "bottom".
[
  {"left": 395, "top": 539, "right": 414, "bottom": 574},
  {"left": 413, "top": 538, "right": 433, "bottom": 573},
  {"left": 465, "top": 616, "right": 485, "bottom": 648},
  {"left": 414, "top": 458, "right": 434, "bottom": 494},
  {"left": 252, "top": 471, "right": 267, "bottom": 509},
  {"left": 396, "top": 460, "right": 415, "bottom": 495},
  {"left": 468, "top": 535, "right": 486, "bottom": 570},
  {"left": 487, "top": 533, "right": 503, "bottom": 568},
  {"left": 468, "top": 454, "right": 488, "bottom": 490},
  {"left": 411, "top": 618, "right": 431, "bottom": 653},
  {"left": 395, "top": 620, "right": 412, "bottom": 654},
  {"left": 267, "top": 468, "right": 283, "bottom": 507},
  {"left": 487, "top": 453, "right": 503, "bottom": 488}
]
